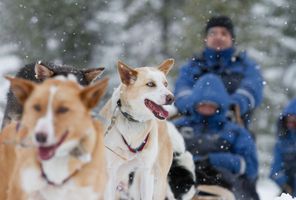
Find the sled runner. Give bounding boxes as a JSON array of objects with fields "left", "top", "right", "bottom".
[{"left": 193, "top": 185, "right": 235, "bottom": 200}]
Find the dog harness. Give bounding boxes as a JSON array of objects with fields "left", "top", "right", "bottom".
[
  {"left": 103, "top": 99, "right": 149, "bottom": 158},
  {"left": 117, "top": 100, "right": 140, "bottom": 123},
  {"left": 41, "top": 165, "right": 80, "bottom": 186},
  {"left": 121, "top": 133, "right": 150, "bottom": 153},
  {"left": 105, "top": 99, "right": 140, "bottom": 137}
]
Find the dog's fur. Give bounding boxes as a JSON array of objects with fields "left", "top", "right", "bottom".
[
  {"left": 1, "top": 61, "right": 104, "bottom": 129},
  {"left": 124, "top": 122, "right": 196, "bottom": 200},
  {"left": 166, "top": 121, "right": 196, "bottom": 200},
  {"left": 0, "top": 76, "right": 108, "bottom": 200},
  {"left": 100, "top": 59, "right": 174, "bottom": 200}
]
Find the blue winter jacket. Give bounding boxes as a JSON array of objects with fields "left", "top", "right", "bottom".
[
  {"left": 174, "top": 74, "right": 258, "bottom": 181},
  {"left": 174, "top": 47, "right": 263, "bottom": 125},
  {"left": 270, "top": 98, "right": 296, "bottom": 196}
]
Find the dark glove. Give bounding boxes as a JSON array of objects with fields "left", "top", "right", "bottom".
[
  {"left": 230, "top": 93, "right": 249, "bottom": 115},
  {"left": 194, "top": 156, "right": 210, "bottom": 171},
  {"left": 194, "top": 156, "right": 233, "bottom": 188},
  {"left": 187, "top": 135, "right": 232, "bottom": 156},
  {"left": 282, "top": 184, "right": 293, "bottom": 195}
]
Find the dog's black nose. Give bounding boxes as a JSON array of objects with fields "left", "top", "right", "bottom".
[
  {"left": 165, "top": 94, "right": 174, "bottom": 105},
  {"left": 36, "top": 133, "right": 47, "bottom": 143}
]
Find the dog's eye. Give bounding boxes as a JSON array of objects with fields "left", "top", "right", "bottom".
[
  {"left": 164, "top": 82, "right": 168, "bottom": 87},
  {"left": 33, "top": 104, "right": 41, "bottom": 112},
  {"left": 146, "top": 82, "right": 156, "bottom": 87},
  {"left": 56, "top": 106, "right": 69, "bottom": 114}
]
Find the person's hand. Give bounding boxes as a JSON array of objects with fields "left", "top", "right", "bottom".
[{"left": 230, "top": 93, "right": 249, "bottom": 116}]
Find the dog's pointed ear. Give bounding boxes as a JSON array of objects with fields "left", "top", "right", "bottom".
[
  {"left": 117, "top": 61, "right": 138, "bottom": 86},
  {"left": 158, "top": 58, "right": 174, "bottom": 75},
  {"left": 83, "top": 67, "right": 105, "bottom": 84},
  {"left": 5, "top": 76, "right": 35, "bottom": 105},
  {"left": 80, "top": 78, "right": 109, "bottom": 109},
  {"left": 34, "top": 62, "right": 54, "bottom": 80}
]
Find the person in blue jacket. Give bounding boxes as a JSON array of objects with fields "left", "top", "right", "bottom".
[
  {"left": 270, "top": 98, "right": 296, "bottom": 197},
  {"left": 174, "top": 16, "right": 263, "bottom": 128},
  {"left": 174, "top": 73, "right": 259, "bottom": 200}
]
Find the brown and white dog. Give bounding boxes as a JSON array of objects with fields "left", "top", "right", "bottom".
[
  {"left": 100, "top": 59, "right": 174, "bottom": 200},
  {"left": 0, "top": 75, "right": 108, "bottom": 200}
]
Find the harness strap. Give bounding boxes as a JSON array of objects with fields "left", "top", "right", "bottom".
[
  {"left": 104, "top": 145, "right": 128, "bottom": 161},
  {"left": 121, "top": 133, "right": 150, "bottom": 153},
  {"left": 41, "top": 165, "right": 80, "bottom": 186},
  {"left": 117, "top": 100, "right": 140, "bottom": 123},
  {"left": 103, "top": 99, "right": 147, "bottom": 159}
]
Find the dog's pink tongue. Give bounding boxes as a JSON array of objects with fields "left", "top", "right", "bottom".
[
  {"left": 38, "top": 146, "right": 55, "bottom": 160},
  {"left": 145, "top": 99, "right": 169, "bottom": 119},
  {"left": 158, "top": 108, "right": 169, "bottom": 119}
]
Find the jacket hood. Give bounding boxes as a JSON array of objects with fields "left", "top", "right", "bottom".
[
  {"left": 278, "top": 98, "right": 296, "bottom": 137},
  {"left": 190, "top": 73, "right": 230, "bottom": 125}
]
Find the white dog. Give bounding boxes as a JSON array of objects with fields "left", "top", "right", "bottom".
[{"left": 100, "top": 59, "right": 175, "bottom": 200}]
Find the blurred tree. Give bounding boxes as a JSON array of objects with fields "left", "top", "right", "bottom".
[
  {"left": 0, "top": 0, "right": 107, "bottom": 67},
  {"left": 247, "top": 0, "right": 296, "bottom": 136},
  {"left": 119, "top": 0, "right": 185, "bottom": 65},
  {"left": 178, "top": 0, "right": 258, "bottom": 59}
]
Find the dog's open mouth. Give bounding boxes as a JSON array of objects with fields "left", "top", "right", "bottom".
[
  {"left": 38, "top": 131, "right": 69, "bottom": 161},
  {"left": 144, "top": 99, "right": 169, "bottom": 120}
]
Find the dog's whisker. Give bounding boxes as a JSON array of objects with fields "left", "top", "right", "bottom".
[
  {"left": 18, "top": 135, "right": 35, "bottom": 148},
  {"left": 0, "top": 139, "right": 34, "bottom": 148},
  {"left": 1, "top": 139, "right": 19, "bottom": 146},
  {"left": 19, "top": 141, "right": 35, "bottom": 148}
]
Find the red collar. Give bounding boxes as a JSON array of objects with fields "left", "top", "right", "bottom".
[
  {"left": 41, "top": 165, "right": 79, "bottom": 186},
  {"left": 121, "top": 133, "right": 150, "bottom": 153}
]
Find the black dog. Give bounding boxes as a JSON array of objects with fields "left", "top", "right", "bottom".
[
  {"left": 168, "top": 152, "right": 196, "bottom": 200},
  {"left": 1, "top": 61, "right": 104, "bottom": 129}
]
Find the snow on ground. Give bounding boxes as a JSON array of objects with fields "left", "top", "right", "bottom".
[
  {"left": 256, "top": 133, "right": 283, "bottom": 200},
  {"left": 274, "top": 193, "right": 296, "bottom": 200},
  {"left": 258, "top": 177, "right": 281, "bottom": 200}
]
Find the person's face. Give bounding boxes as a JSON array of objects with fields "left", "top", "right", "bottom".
[
  {"left": 205, "top": 27, "right": 233, "bottom": 51},
  {"left": 196, "top": 102, "right": 219, "bottom": 116},
  {"left": 286, "top": 115, "right": 296, "bottom": 130}
]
